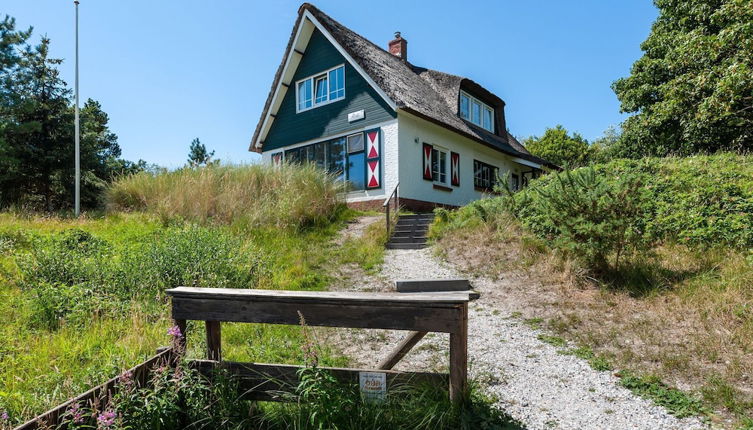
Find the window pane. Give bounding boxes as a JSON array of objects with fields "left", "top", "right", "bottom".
[
  {"left": 483, "top": 107, "right": 493, "bottom": 131},
  {"left": 298, "top": 80, "right": 312, "bottom": 110},
  {"left": 285, "top": 148, "right": 301, "bottom": 164},
  {"left": 329, "top": 66, "right": 344, "bottom": 100},
  {"left": 347, "top": 151, "right": 365, "bottom": 190},
  {"left": 347, "top": 134, "right": 364, "bottom": 153},
  {"left": 432, "top": 149, "right": 447, "bottom": 184},
  {"left": 315, "top": 76, "right": 328, "bottom": 104},
  {"left": 314, "top": 142, "right": 326, "bottom": 169},
  {"left": 459, "top": 94, "right": 469, "bottom": 120},
  {"left": 327, "top": 138, "right": 346, "bottom": 180},
  {"left": 471, "top": 101, "right": 481, "bottom": 125}
]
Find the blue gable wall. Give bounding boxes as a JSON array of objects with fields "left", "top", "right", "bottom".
[{"left": 263, "top": 29, "right": 395, "bottom": 152}]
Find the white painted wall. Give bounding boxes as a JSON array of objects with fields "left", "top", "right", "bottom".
[{"left": 397, "top": 111, "right": 528, "bottom": 207}]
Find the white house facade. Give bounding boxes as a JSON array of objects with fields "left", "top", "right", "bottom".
[{"left": 251, "top": 3, "right": 556, "bottom": 211}]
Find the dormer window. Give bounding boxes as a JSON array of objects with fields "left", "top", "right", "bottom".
[
  {"left": 459, "top": 90, "right": 494, "bottom": 133},
  {"left": 296, "top": 65, "right": 346, "bottom": 112}
]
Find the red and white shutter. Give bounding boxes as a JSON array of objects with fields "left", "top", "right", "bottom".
[
  {"left": 271, "top": 152, "right": 283, "bottom": 167},
  {"left": 366, "top": 130, "right": 379, "bottom": 159},
  {"left": 365, "top": 129, "right": 381, "bottom": 189},
  {"left": 367, "top": 160, "right": 380, "bottom": 188},
  {"left": 451, "top": 152, "right": 460, "bottom": 186},
  {"left": 422, "top": 143, "right": 433, "bottom": 180}
]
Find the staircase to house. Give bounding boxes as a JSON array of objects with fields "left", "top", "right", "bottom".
[{"left": 386, "top": 213, "right": 435, "bottom": 249}]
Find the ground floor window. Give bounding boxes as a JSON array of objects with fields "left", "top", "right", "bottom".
[
  {"left": 431, "top": 147, "right": 448, "bottom": 185},
  {"left": 474, "top": 159, "right": 498, "bottom": 191},
  {"left": 283, "top": 133, "right": 371, "bottom": 191},
  {"left": 511, "top": 173, "right": 520, "bottom": 191}
]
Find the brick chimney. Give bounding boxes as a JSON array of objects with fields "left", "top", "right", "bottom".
[{"left": 388, "top": 31, "right": 407, "bottom": 60}]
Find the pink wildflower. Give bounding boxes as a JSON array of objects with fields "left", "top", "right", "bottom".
[
  {"left": 119, "top": 370, "right": 134, "bottom": 387},
  {"left": 167, "top": 325, "right": 182, "bottom": 338},
  {"left": 97, "top": 410, "right": 116, "bottom": 428},
  {"left": 66, "top": 402, "right": 84, "bottom": 424},
  {"left": 1, "top": 411, "right": 9, "bottom": 421}
]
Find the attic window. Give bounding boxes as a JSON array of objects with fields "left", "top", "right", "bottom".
[
  {"left": 296, "top": 65, "right": 345, "bottom": 112},
  {"left": 459, "top": 91, "right": 494, "bottom": 133}
]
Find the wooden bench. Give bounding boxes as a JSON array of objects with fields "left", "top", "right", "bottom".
[{"left": 166, "top": 287, "right": 471, "bottom": 403}]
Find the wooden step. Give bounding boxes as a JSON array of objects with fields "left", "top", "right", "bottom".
[
  {"left": 388, "top": 236, "right": 428, "bottom": 244},
  {"left": 395, "top": 279, "right": 471, "bottom": 293},
  {"left": 386, "top": 242, "right": 427, "bottom": 249}
]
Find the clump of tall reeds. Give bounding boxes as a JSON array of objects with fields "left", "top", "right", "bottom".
[{"left": 106, "top": 163, "right": 345, "bottom": 229}]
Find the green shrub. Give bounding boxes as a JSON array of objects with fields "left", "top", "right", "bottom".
[
  {"left": 433, "top": 153, "right": 753, "bottom": 273},
  {"left": 514, "top": 167, "right": 652, "bottom": 271},
  {"left": 18, "top": 226, "right": 267, "bottom": 329}
]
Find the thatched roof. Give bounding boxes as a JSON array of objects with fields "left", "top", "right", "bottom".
[{"left": 251, "top": 3, "right": 555, "bottom": 168}]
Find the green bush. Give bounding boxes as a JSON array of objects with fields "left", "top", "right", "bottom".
[
  {"left": 18, "top": 226, "right": 267, "bottom": 329},
  {"left": 433, "top": 153, "right": 753, "bottom": 273},
  {"left": 513, "top": 168, "right": 652, "bottom": 271}
]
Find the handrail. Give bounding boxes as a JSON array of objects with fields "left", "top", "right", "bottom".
[{"left": 383, "top": 182, "right": 399, "bottom": 236}]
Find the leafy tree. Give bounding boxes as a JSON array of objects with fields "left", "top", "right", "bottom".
[
  {"left": 187, "top": 138, "right": 215, "bottom": 167},
  {"left": 0, "top": 36, "right": 73, "bottom": 210},
  {"left": 523, "top": 125, "right": 590, "bottom": 167},
  {"left": 613, "top": 0, "right": 753, "bottom": 156},
  {"left": 590, "top": 126, "right": 623, "bottom": 164},
  {"left": 0, "top": 22, "right": 144, "bottom": 210}
]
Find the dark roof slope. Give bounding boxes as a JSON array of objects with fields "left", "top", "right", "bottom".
[{"left": 252, "top": 3, "right": 555, "bottom": 168}]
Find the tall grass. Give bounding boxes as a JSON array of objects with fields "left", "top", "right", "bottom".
[{"left": 106, "top": 164, "right": 345, "bottom": 229}]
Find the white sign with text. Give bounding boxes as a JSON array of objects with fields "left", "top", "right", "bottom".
[{"left": 359, "top": 371, "right": 386, "bottom": 402}]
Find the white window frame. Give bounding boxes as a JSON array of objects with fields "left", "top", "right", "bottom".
[
  {"left": 431, "top": 145, "right": 449, "bottom": 186},
  {"left": 296, "top": 64, "right": 346, "bottom": 113},
  {"left": 459, "top": 90, "right": 494, "bottom": 133}
]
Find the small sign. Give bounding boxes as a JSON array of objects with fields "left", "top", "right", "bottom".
[
  {"left": 348, "top": 110, "right": 365, "bottom": 122},
  {"left": 359, "top": 371, "right": 386, "bottom": 402}
]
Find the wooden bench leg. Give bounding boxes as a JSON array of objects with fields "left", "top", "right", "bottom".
[
  {"left": 449, "top": 303, "right": 468, "bottom": 404},
  {"left": 378, "top": 331, "right": 427, "bottom": 370},
  {"left": 205, "top": 320, "right": 222, "bottom": 361}
]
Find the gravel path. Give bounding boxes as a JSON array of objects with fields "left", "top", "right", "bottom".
[{"left": 344, "top": 248, "right": 709, "bottom": 430}]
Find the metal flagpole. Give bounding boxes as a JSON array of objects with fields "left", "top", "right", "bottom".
[{"left": 74, "top": 0, "right": 80, "bottom": 216}]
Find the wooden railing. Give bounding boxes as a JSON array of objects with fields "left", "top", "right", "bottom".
[
  {"left": 166, "top": 286, "right": 470, "bottom": 403},
  {"left": 15, "top": 348, "right": 175, "bottom": 430},
  {"left": 384, "top": 181, "right": 399, "bottom": 236}
]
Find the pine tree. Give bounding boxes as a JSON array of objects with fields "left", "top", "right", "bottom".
[{"left": 187, "top": 138, "right": 215, "bottom": 167}]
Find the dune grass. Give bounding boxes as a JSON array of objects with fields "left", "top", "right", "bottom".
[{"left": 106, "top": 163, "right": 345, "bottom": 229}]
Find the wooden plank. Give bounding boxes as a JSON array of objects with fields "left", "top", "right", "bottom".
[
  {"left": 166, "top": 287, "right": 471, "bottom": 305},
  {"left": 205, "top": 321, "right": 221, "bottom": 361},
  {"left": 15, "top": 348, "right": 174, "bottom": 430},
  {"left": 449, "top": 303, "right": 468, "bottom": 404},
  {"left": 189, "top": 360, "right": 448, "bottom": 402},
  {"left": 377, "top": 331, "right": 427, "bottom": 370},
  {"left": 395, "top": 279, "right": 470, "bottom": 292},
  {"left": 171, "top": 297, "right": 464, "bottom": 333}
]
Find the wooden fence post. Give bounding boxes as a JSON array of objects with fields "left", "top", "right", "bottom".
[
  {"left": 449, "top": 303, "right": 468, "bottom": 404},
  {"left": 205, "top": 321, "right": 222, "bottom": 361}
]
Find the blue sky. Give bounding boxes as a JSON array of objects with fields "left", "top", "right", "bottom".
[{"left": 4, "top": 0, "right": 657, "bottom": 168}]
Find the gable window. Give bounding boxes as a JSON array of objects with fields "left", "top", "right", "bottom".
[
  {"left": 431, "top": 146, "right": 449, "bottom": 185},
  {"left": 296, "top": 65, "right": 345, "bottom": 113},
  {"left": 459, "top": 91, "right": 494, "bottom": 133},
  {"left": 474, "top": 159, "right": 498, "bottom": 191},
  {"left": 297, "top": 80, "right": 312, "bottom": 111}
]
